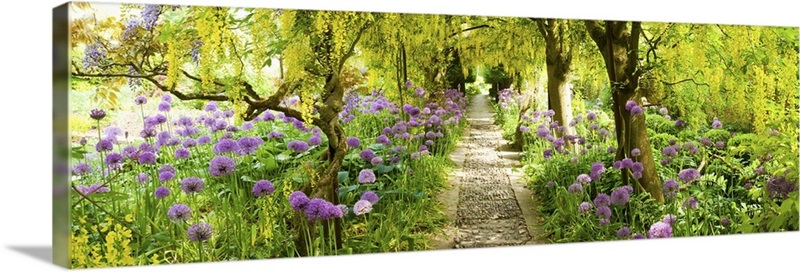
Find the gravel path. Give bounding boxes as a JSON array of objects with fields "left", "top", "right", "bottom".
[{"left": 432, "top": 93, "right": 542, "bottom": 249}]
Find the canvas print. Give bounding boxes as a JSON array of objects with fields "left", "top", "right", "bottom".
[{"left": 56, "top": 1, "right": 799, "bottom": 269}]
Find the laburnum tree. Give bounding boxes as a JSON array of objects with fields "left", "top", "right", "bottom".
[{"left": 71, "top": 4, "right": 374, "bottom": 252}]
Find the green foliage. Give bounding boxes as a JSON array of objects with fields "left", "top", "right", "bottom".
[{"left": 703, "top": 129, "right": 732, "bottom": 143}]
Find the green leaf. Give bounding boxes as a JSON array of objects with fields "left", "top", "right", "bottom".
[{"left": 338, "top": 171, "right": 349, "bottom": 183}]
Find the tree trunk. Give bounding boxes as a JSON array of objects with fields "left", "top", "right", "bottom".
[
  {"left": 585, "top": 20, "right": 664, "bottom": 203},
  {"left": 545, "top": 63, "right": 575, "bottom": 139}
]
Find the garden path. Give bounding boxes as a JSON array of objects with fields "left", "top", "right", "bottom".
[{"left": 431, "top": 93, "right": 543, "bottom": 249}]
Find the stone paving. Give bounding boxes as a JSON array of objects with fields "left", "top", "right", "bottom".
[{"left": 451, "top": 94, "right": 534, "bottom": 248}]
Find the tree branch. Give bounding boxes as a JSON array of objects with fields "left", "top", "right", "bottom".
[
  {"left": 661, "top": 78, "right": 709, "bottom": 87},
  {"left": 449, "top": 24, "right": 493, "bottom": 38}
]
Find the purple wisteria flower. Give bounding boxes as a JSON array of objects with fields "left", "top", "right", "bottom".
[
  {"left": 289, "top": 191, "right": 310, "bottom": 211},
  {"left": 568, "top": 183, "right": 583, "bottom": 194},
  {"left": 167, "top": 203, "right": 192, "bottom": 222},
  {"left": 677, "top": 168, "right": 700, "bottom": 183},
  {"left": 180, "top": 177, "right": 204, "bottom": 194},
  {"left": 287, "top": 140, "right": 309, "bottom": 153},
  {"left": 353, "top": 199, "right": 373, "bottom": 215},
  {"left": 187, "top": 222, "right": 213, "bottom": 242},
  {"left": 252, "top": 180, "right": 275, "bottom": 197},
  {"left": 648, "top": 222, "right": 673, "bottom": 238},
  {"left": 358, "top": 169, "right": 376, "bottom": 184},
  {"left": 663, "top": 179, "right": 679, "bottom": 200},
  {"left": 360, "top": 191, "right": 380, "bottom": 204},
  {"left": 579, "top": 202, "right": 593, "bottom": 214},
  {"left": 155, "top": 186, "right": 170, "bottom": 199},
  {"left": 208, "top": 156, "right": 236, "bottom": 177},
  {"left": 610, "top": 187, "right": 630, "bottom": 206},
  {"left": 617, "top": 226, "right": 631, "bottom": 239},
  {"left": 594, "top": 194, "right": 611, "bottom": 207}
]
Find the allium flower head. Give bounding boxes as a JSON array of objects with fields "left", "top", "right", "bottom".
[
  {"left": 648, "top": 221, "right": 673, "bottom": 238},
  {"left": 237, "top": 137, "right": 263, "bottom": 155},
  {"left": 662, "top": 146, "right": 677, "bottom": 158},
  {"left": 89, "top": 109, "right": 106, "bottom": 120},
  {"left": 95, "top": 139, "right": 114, "bottom": 152},
  {"left": 304, "top": 198, "right": 335, "bottom": 221},
  {"left": 630, "top": 106, "right": 643, "bottom": 116},
  {"left": 632, "top": 233, "right": 646, "bottom": 239},
  {"left": 155, "top": 186, "right": 170, "bottom": 199},
  {"left": 715, "top": 141, "right": 725, "bottom": 150},
  {"left": 360, "top": 149, "right": 375, "bottom": 162},
  {"left": 370, "top": 157, "right": 383, "bottom": 165},
  {"left": 167, "top": 203, "right": 192, "bottom": 222},
  {"left": 625, "top": 100, "right": 637, "bottom": 111},
  {"left": 617, "top": 227, "right": 631, "bottom": 239},
  {"left": 610, "top": 187, "right": 630, "bottom": 206},
  {"left": 208, "top": 156, "right": 236, "bottom": 176},
  {"left": 158, "top": 101, "right": 171, "bottom": 112},
  {"left": 307, "top": 135, "right": 322, "bottom": 146},
  {"left": 590, "top": 162, "right": 606, "bottom": 181},
  {"left": 204, "top": 101, "right": 218, "bottom": 112},
  {"left": 337, "top": 204, "right": 349, "bottom": 216},
  {"left": 353, "top": 199, "right": 373, "bottom": 215},
  {"left": 631, "top": 148, "right": 641, "bottom": 157},
  {"left": 765, "top": 175, "right": 797, "bottom": 200},
  {"left": 711, "top": 117, "right": 722, "bottom": 129},
  {"left": 289, "top": 191, "right": 310, "bottom": 211},
  {"left": 134, "top": 95, "right": 147, "bottom": 105},
  {"left": 358, "top": 169, "right": 376, "bottom": 184},
  {"left": 174, "top": 148, "right": 191, "bottom": 159},
  {"left": 137, "top": 151, "right": 156, "bottom": 164},
  {"left": 158, "top": 171, "right": 175, "bottom": 182},
  {"left": 72, "top": 163, "right": 93, "bottom": 176},
  {"left": 659, "top": 108, "right": 668, "bottom": 115},
  {"left": 663, "top": 179, "right": 679, "bottom": 199},
  {"left": 720, "top": 217, "right": 731, "bottom": 227},
  {"left": 683, "top": 197, "right": 698, "bottom": 209},
  {"left": 346, "top": 136, "right": 361, "bottom": 148},
  {"left": 677, "top": 168, "right": 700, "bottom": 183},
  {"left": 621, "top": 158, "right": 634, "bottom": 169},
  {"left": 177, "top": 176, "right": 203, "bottom": 194},
  {"left": 595, "top": 206, "right": 612, "bottom": 219},
  {"left": 576, "top": 174, "right": 592, "bottom": 185},
  {"left": 104, "top": 153, "right": 124, "bottom": 169},
  {"left": 594, "top": 193, "right": 611, "bottom": 207},
  {"left": 360, "top": 191, "right": 380, "bottom": 204},
  {"left": 187, "top": 222, "right": 213, "bottom": 242},
  {"left": 136, "top": 172, "right": 150, "bottom": 183},
  {"left": 631, "top": 162, "right": 644, "bottom": 173},
  {"left": 252, "top": 180, "right": 275, "bottom": 197},
  {"left": 287, "top": 140, "right": 309, "bottom": 153},
  {"left": 663, "top": 214, "right": 677, "bottom": 224},
  {"left": 568, "top": 183, "right": 583, "bottom": 194},
  {"left": 578, "top": 202, "right": 593, "bottom": 214}
]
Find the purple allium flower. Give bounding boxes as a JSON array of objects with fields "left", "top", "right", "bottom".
[
  {"left": 303, "top": 198, "right": 334, "bottom": 221},
  {"left": 625, "top": 100, "right": 637, "bottom": 111},
  {"left": 187, "top": 222, "right": 213, "bottom": 242},
  {"left": 766, "top": 175, "right": 798, "bottom": 200},
  {"left": 358, "top": 169, "right": 376, "bottom": 184},
  {"left": 204, "top": 101, "right": 218, "bottom": 112},
  {"left": 337, "top": 204, "right": 349, "bottom": 216},
  {"left": 658, "top": 108, "right": 668, "bottom": 115},
  {"left": 95, "top": 139, "right": 114, "bottom": 152},
  {"left": 632, "top": 233, "right": 646, "bottom": 239},
  {"left": 360, "top": 191, "right": 380, "bottom": 204},
  {"left": 158, "top": 171, "right": 175, "bottom": 182},
  {"left": 576, "top": 174, "right": 592, "bottom": 185},
  {"left": 568, "top": 183, "right": 584, "bottom": 194},
  {"left": 167, "top": 203, "right": 192, "bottom": 222},
  {"left": 648, "top": 222, "right": 673, "bottom": 238},
  {"left": 610, "top": 188, "right": 630, "bottom": 206},
  {"left": 194, "top": 136, "right": 210, "bottom": 146},
  {"left": 89, "top": 109, "right": 106, "bottom": 120},
  {"left": 137, "top": 152, "right": 156, "bottom": 164},
  {"left": 223, "top": 109, "right": 234, "bottom": 118},
  {"left": 683, "top": 197, "right": 698, "bottom": 209},
  {"left": 289, "top": 191, "right": 310, "bottom": 211},
  {"left": 174, "top": 148, "right": 190, "bottom": 159},
  {"left": 136, "top": 172, "right": 150, "bottom": 183},
  {"left": 410, "top": 152, "right": 421, "bottom": 159},
  {"left": 154, "top": 186, "right": 170, "bottom": 199},
  {"left": 632, "top": 171, "right": 643, "bottom": 179},
  {"left": 180, "top": 177, "right": 204, "bottom": 194},
  {"left": 536, "top": 126, "right": 550, "bottom": 138},
  {"left": 353, "top": 199, "right": 373, "bottom": 215},
  {"left": 613, "top": 161, "right": 623, "bottom": 169},
  {"left": 72, "top": 162, "right": 93, "bottom": 176},
  {"left": 158, "top": 101, "right": 171, "bottom": 112},
  {"left": 630, "top": 106, "right": 643, "bottom": 116},
  {"left": 744, "top": 182, "right": 753, "bottom": 190},
  {"left": 346, "top": 137, "right": 361, "bottom": 148},
  {"left": 405, "top": 80, "right": 413, "bottom": 88},
  {"left": 677, "top": 168, "right": 700, "bottom": 183},
  {"left": 237, "top": 137, "right": 263, "bottom": 155},
  {"left": 663, "top": 214, "right": 677, "bottom": 224},
  {"left": 631, "top": 162, "right": 644, "bottom": 173},
  {"left": 306, "top": 135, "right": 322, "bottom": 146},
  {"left": 715, "top": 141, "right": 725, "bottom": 150},
  {"left": 545, "top": 181, "right": 555, "bottom": 188},
  {"left": 700, "top": 137, "right": 712, "bottom": 147},
  {"left": 414, "top": 87, "right": 425, "bottom": 97},
  {"left": 104, "top": 152, "right": 124, "bottom": 169},
  {"left": 720, "top": 217, "right": 731, "bottom": 227},
  {"left": 631, "top": 148, "right": 641, "bottom": 157},
  {"left": 287, "top": 140, "right": 309, "bottom": 153},
  {"left": 570, "top": 156, "right": 579, "bottom": 163},
  {"left": 370, "top": 157, "right": 383, "bottom": 165},
  {"left": 663, "top": 179, "right": 679, "bottom": 200},
  {"left": 674, "top": 119, "right": 686, "bottom": 128},
  {"left": 660, "top": 159, "right": 670, "bottom": 166},
  {"left": 267, "top": 130, "right": 285, "bottom": 139},
  {"left": 252, "top": 180, "right": 275, "bottom": 197},
  {"left": 134, "top": 95, "right": 147, "bottom": 105},
  {"left": 594, "top": 193, "right": 611, "bottom": 207},
  {"left": 376, "top": 135, "right": 391, "bottom": 146},
  {"left": 208, "top": 156, "right": 236, "bottom": 177},
  {"left": 79, "top": 137, "right": 88, "bottom": 145},
  {"left": 620, "top": 158, "right": 633, "bottom": 169},
  {"left": 599, "top": 129, "right": 611, "bottom": 138},
  {"left": 519, "top": 125, "right": 530, "bottom": 133},
  {"left": 587, "top": 112, "right": 597, "bottom": 121},
  {"left": 662, "top": 146, "right": 677, "bottom": 158},
  {"left": 590, "top": 162, "right": 606, "bottom": 181},
  {"left": 711, "top": 117, "right": 722, "bottom": 129},
  {"left": 75, "top": 183, "right": 110, "bottom": 195},
  {"left": 595, "top": 206, "right": 612, "bottom": 219},
  {"left": 579, "top": 202, "right": 593, "bottom": 214},
  {"left": 543, "top": 149, "right": 554, "bottom": 159},
  {"left": 617, "top": 227, "right": 631, "bottom": 239},
  {"left": 360, "top": 149, "right": 375, "bottom": 162},
  {"left": 755, "top": 166, "right": 765, "bottom": 175}
]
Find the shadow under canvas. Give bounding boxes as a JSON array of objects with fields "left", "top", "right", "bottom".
[{"left": 8, "top": 246, "right": 53, "bottom": 265}]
